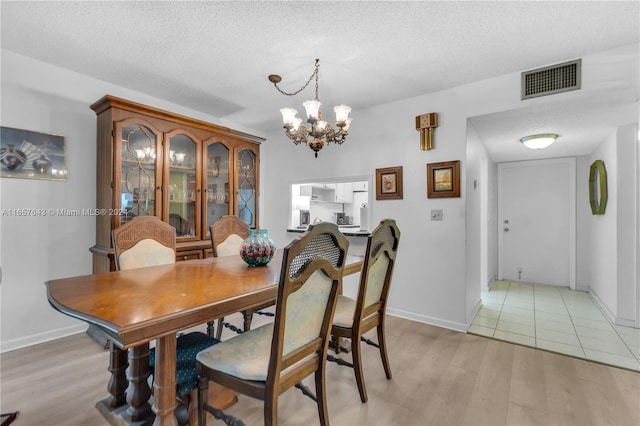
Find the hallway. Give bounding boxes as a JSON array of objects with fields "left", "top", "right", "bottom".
[{"left": 469, "top": 281, "right": 640, "bottom": 372}]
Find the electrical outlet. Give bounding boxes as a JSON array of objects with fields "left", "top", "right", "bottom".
[{"left": 431, "top": 209, "right": 443, "bottom": 221}]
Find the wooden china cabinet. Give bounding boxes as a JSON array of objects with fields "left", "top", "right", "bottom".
[{"left": 90, "top": 95, "right": 263, "bottom": 273}]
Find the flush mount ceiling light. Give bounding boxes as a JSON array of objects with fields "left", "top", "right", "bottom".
[
  {"left": 520, "top": 133, "right": 558, "bottom": 149},
  {"left": 268, "top": 59, "right": 352, "bottom": 158}
]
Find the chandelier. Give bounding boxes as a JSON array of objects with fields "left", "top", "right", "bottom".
[{"left": 268, "top": 59, "right": 352, "bottom": 158}]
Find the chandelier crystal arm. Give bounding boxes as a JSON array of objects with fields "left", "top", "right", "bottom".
[
  {"left": 285, "top": 125, "right": 310, "bottom": 145},
  {"left": 268, "top": 59, "right": 320, "bottom": 98}
]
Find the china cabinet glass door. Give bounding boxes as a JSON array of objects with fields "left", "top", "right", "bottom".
[
  {"left": 237, "top": 147, "right": 257, "bottom": 228},
  {"left": 204, "top": 141, "right": 230, "bottom": 236},
  {"left": 166, "top": 131, "right": 199, "bottom": 239},
  {"left": 118, "top": 122, "right": 161, "bottom": 226}
]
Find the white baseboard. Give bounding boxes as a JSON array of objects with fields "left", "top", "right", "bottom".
[
  {"left": 387, "top": 307, "right": 468, "bottom": 332},
  {"left": 614, "top": 317, "right": 638, "bottom": 328},
  {"left": 588, "top": 289, "right": 616, "bottom": 323},
  {"left": 485, "top": 276, "right": 497, "bottom": 292},
  {"left": 588, "top": 289, "right": 638, "bottom": 327},
  {"left": 0, "top": 323, "right": 86, "bottom": 353},
  {"left": 467, "top": 298, "right": 483, "bottom": 330}
]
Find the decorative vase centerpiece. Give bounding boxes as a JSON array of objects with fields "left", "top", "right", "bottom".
[{"left": 239, "top": 229, "right": 276, "bottom": 267}]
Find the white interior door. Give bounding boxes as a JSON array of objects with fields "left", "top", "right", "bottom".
[{"left": 498, "top": 158, "right": 576, "bottom": 288}]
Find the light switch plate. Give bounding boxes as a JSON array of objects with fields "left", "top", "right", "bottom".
[{"left": 431, "top": 209, "right": 443, "bottom": 221}]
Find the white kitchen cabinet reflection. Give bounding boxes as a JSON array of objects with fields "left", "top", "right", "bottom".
[{"left": 290, "top": 175, "right": 372, "bottom": 232}]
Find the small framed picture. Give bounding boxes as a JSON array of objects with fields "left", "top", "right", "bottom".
[
  {"left": 427, "top": 160, "right": 460, "bottom": 198},
  {"left": 1, "top": 126, "right": 67, "bottom": 181},
  {"left": 376, "top": 166, "right": 403, "bottom": 200}
]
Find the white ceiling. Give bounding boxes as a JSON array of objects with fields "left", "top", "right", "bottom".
[{"left": 1, "top": 1, "right": 639, "bottom": 162}]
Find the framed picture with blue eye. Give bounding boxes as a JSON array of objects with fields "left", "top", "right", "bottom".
[{"left": 1, "top": 126, "right": 67, "bottom": 181}]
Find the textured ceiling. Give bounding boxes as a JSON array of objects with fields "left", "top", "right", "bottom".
[{"left": 1, "top": 1, "right": 639, "bottom": 161}]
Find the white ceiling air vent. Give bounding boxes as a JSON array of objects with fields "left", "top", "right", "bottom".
[{"left": 521, "top": 59, "right": 581, "bottom": 100}]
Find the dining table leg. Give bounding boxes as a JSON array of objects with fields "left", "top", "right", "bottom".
[
  {"left": 152, "top": 334, "right": 178, "bottom": 426},
  {"left": 125, "top": 343, "right": 153, "bottom": 423},
  {"left": 106, "top": 342, "right": 128, "bottom": 408}
]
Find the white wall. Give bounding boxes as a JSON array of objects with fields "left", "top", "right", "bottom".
[
  {"left": 615, "top": 124, "right": 638, "bottom": 325},
  {"left": 576, "top": 155, "right": 593, "bottom": 290},
  {"left": 586, "top": 133, "right": 620, "bottom": 320},
  {"left": 487, "top": 161, "right": 498, "bottom": 287},
  {"left": 637, "top": 121, "right": 640, "bottom": 328},
  {"left": 586, "top": 124, "right": 638, "bottom": 326},
  {"left": 464, "top": 122, "right": 485, "bottom": 319},
  {"left": 466, "top": 121, "right": 495, "bottom": 293}
]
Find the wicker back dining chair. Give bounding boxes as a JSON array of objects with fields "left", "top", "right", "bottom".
[
  {"left": 210, "top": 214, "right": 250, "bottom": 257},
  {"left": 113, "top": 216, "right": 222, "bottom": 425},
  {"left": 197, "top": 222, "right": 349, "bottom": 426},
  {"left": 209, "top": 215, "right": 275, "bottom": 339},
  {"left": 112, "top": 215, "right": 176, "bottom": 270},
  {"left": 329, "top": 218, "right": 400, "bottom": 403}
]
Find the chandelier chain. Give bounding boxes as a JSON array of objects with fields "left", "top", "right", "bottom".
[{"left": 272, "top": 59, "right": 320, "bottom": 98}]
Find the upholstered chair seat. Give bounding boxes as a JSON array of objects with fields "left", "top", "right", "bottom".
[
  {"left": 332, "top": 296, "right": 358, "bottom": 328},
  {"left": 198, "top": 323, "right": 273, "bottom": 381},
  {"left": 150, "top": 332, "right": 221, "bottom": 397}
]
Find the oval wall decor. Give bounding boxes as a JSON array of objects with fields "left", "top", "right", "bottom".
[{"left": 589, "top": 160, "right": 607, "bottom": 215}]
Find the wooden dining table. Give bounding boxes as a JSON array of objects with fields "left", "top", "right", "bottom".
[{"left": 46, "top": 252, "right": 363, "bottom": 426}]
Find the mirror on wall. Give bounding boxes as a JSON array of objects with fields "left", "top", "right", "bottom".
[
  {"left": 589, "top": 159, "right": 607, "bottom": 215},
  {"left": 289, "top": 175, "right": 372, "bottom": 232}
]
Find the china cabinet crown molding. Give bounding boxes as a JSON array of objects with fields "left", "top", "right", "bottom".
[{"left": 91, "top": 95, "right": 266, "bottom": 145}]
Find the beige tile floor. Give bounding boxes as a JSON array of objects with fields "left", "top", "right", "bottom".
[{"left": 469, "top": 280, "right": 640, "bottom": 372}]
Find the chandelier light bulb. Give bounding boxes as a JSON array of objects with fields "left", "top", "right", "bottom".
[
  {"left": 343, "top": 117, "right": 353, "bottom": 132},
  {"left": 280, "top": 108, "right": 298, "bottom": 126},
  {"left": 303, "top": 99, "right": 321, "bottom": 120},
  {"left": 291, "top": 117, "right": 302, "bottom": 132},
  {"left": 333, "top": 104, "right": 351, "bottom": 123}
]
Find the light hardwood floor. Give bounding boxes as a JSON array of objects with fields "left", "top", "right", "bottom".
[{"left": 1, "top": 315, "right": 638, "bottom": 425}]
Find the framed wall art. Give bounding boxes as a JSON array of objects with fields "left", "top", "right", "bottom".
[
  {"left": 375, "top": 166, "right": 403, "bottom": 200},
  {"left": 427, "top": 160, "right": 460, "bottom": 198},
  {"left": 1, "top": 126, "right": 67, "bottom": 181}
]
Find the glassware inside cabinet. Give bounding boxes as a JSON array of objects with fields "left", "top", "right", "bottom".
[
  {"left": 120, "top": 124, "right": 157, "bottom": 224},
  {"left": 205, "top": 142, "right": 230, "bottom": 236},
  {"left": 168, "top": 133, "right": 197, "bottom": 238},
  {"left": 237, "top": 148, "right": 256, "bottom": 228}
]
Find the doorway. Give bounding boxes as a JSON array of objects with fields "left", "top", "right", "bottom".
[{"left": 498, "top": 158, "right": 576, "bottom": 288}]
